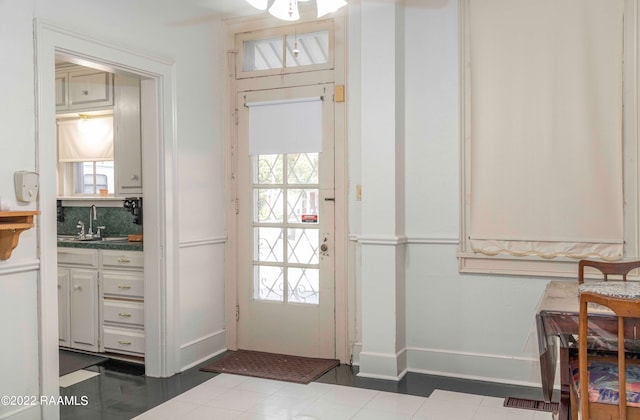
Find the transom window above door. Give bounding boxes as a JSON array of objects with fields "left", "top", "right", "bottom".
[{"left": 235, "top": 20, "right": 334, "bottom": 78}]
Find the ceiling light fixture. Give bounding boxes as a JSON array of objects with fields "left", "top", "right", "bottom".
[{"left": 246, "top": 0, "right": 347, "bottom": 21}]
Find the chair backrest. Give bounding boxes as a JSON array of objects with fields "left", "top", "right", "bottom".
[
  {"left": 578, "top": 260, "right": 640, "bottom": 284},
  {"left": 579, "top": 291, "right": 640, "bottom": 420}
]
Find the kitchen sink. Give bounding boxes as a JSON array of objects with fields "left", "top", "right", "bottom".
[{"left": 57, "top": 235, "right": 128, "bottom": 242}]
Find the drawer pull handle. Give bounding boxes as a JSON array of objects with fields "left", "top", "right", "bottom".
[
  {"left": 117, "top": 258, "right": 131, "bottom": 263},
  {"left": 117, "top": 285, "right": 132, "bottom": 290},
  {"left": 117, "top": 340, "right": 132, "bottom": 345},
  {"left": 118, "top": 313, "right": 132, "bottom": 318}
]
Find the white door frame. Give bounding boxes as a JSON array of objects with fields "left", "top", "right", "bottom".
[
  {"left": 223, "top": 14, "right": 349, "bottom": 363},
  {"left": 35, "top": 20, "right": 178, "bottom": 416}
]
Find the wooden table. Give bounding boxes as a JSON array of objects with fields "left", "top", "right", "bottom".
[{"left": 536, "top": 281, "right": 640, "bottom": 420}]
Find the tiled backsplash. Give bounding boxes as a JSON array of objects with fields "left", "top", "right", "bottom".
[{"left": 57, "top": 205, "right": 143, "bottom": 237}]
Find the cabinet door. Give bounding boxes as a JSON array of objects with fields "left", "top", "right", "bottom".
[
  {"left": 69, "top": 269, "right": 99, "bottom": 352},
  {"left": 58, "top": 268, "right": 70, "bottom": 346},
  {"left": 114, "top": 74, "right": 143, "bottom": 195},
  {"left": 55, "top": 73, "right": 68, "bottom": 112},
  {"left": 68, "top": 69, "right": 113, "bottom": 110}
]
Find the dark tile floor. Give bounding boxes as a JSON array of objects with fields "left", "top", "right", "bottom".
[{"left": 60, "top": 352, "right": 553, "bottom": 420}]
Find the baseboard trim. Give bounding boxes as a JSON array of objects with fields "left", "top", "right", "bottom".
[
  {"left": 407, "top": 366, "right": 541, "bottom": 389},
  {"left": 180, "top": 347, "right": 228, "bottom": 373},
  {"left": 407, "top": 346, "right": 541, "bottom": 387},
  {"left": 357, "top": 368, "right": 408, "bottom": 381},
  {"left": 351, "top": 345, "right": 542, "bottom": 387},
  {"left": 179, "top": 329, "right": 226, "bottom": 371},
  {"left": 357, "top": 348, "right": 408, "bottom": 381}
]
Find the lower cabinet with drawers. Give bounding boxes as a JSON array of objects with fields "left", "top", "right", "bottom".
[
  {"left": 58, "top": 248, "right": 144, "bottom": 358},
  {"left": 100, "top": 249, "right": 145, "bottom": 356}
]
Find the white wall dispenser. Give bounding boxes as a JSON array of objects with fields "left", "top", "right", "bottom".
[{"left": 14, "top": 171, "right": 39, "bottom": 203}]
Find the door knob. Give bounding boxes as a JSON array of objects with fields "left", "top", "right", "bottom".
[{"left": 320, "top": 243, "right": 328, "bottom": 252}]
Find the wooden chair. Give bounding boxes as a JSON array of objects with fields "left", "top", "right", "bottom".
[
  {"left": 579, "top": 260, "right": 640, "bottom": 284},
  {"left": 570, "top": 289, "right": 640, "bottom": 419},
  {"left": 574, "top": 261, "right": 640, "bottom": 352}
]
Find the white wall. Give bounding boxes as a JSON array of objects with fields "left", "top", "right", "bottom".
[
  {"left": 0, "top": 2, "right": 594, "bottom": 418},
  {"left": 1, "top": 1, "right": 226, "bottom": 417},
  {"left": 347, "top": 0, "right": 552, "bottom": 385},
  {"left": 0, "top": 1, "right": 48, "bottom": 418},
  {"left": 402, "top": 0, "right": 549, "bottom": 385},
  {"left": 400, "top": 0, "right": 555, "bottom": 385}
]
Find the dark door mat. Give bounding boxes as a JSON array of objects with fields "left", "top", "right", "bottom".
[
  {"left": 59, "top": 349, "right": 108, "bottom": 377},
  {"left": 200, "top": 349, "right": 340, "bottom": 384},
  {"left": 504, "top": 396, "right": 559, "bottom": 413}
]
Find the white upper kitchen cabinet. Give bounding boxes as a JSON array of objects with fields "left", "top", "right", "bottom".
[
  {"left": 56, "top": 67, "right": 114, "bottom": 113},
  {"left": 114, "top": 73, "right": 143, "bottom": 195}
]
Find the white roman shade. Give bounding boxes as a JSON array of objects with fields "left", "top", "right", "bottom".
[
  {"left": 247, "top": 97, "right": 322, "bottom": 155},
  {"left": 57, "top": 116, "right": 114, "bottom": 162},
  {"left": 468, "top": 0, "right": 624, "bottom": 260}
]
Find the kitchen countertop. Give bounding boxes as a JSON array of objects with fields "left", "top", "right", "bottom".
[{"left": 57, "top": 238, "right": 143, "bottom": 251}]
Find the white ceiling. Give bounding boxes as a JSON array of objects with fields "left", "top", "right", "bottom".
[
  {"left": 198, "top": 0, "right": 264, "bottom": 19},
  {"left": 196, "top": 0, "right": 329, "bottom": 21}
]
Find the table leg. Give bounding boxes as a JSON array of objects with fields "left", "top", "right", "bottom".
[
  {"left": 557, "top": 346, "right": 571, "bottom": 420},
  {"left": 537, "top": 314, "right": 557, "bottom": 402}
]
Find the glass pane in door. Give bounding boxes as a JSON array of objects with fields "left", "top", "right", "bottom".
[
  {"left": 254, "top": 265, "right": 284, "bottom": 302},
  {"left": 287, "top": 267, "right": 319, "bottom": 304},
  {"left": 252, "top": 153, "right": 320, "bottom": 305}
]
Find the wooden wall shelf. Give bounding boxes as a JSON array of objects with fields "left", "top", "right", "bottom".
[{"left": 0, "top": 211, "right": 40, "bottom": 260}]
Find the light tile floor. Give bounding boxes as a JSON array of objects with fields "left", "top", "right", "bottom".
[{"left": 133, "top": 374, "right": 555, "bottom": 420}]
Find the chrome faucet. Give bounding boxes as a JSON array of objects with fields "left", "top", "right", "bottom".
[
  {"left": 89, "top": 205, "right": 97, "bottom": 238},
  {"left": 74, "top": 206, "right": 106, "bottom": 240}
]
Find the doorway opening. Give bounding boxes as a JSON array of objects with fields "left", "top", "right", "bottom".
[
  {"left": 54, "top": 58, "right": 147, "bottom": 369},
  {"left": 36, "top": 23, "right": 179, "bottom": 412}
]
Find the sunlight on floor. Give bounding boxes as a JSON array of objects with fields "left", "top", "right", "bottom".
[{"left": 59, "top": 370, "right": 100, "bottom": 388}]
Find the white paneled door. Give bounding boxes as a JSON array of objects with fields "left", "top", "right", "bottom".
[{"left": 236, "top": 84, "right": 335, "bottom": 358}]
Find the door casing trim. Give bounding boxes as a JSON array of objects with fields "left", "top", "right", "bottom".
[
  {"left": 35, "top": 20, "right": 178, "bottom": 419},
  {"left": 223, "top": 14, "right": 349, "bottom": 362}
]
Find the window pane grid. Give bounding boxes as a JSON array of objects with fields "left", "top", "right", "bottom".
[
  {"left": 242, "top": 30, "right": 330, "bottom": 73},
  {"left": 74, "top": 161, "right": 114, "bottom": 195},
  {"left": 285, "top": 31, "right": 329, "bottom": 68},
  {"left": 252, "top": 153, "right": 320, "bottom": 305}
]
